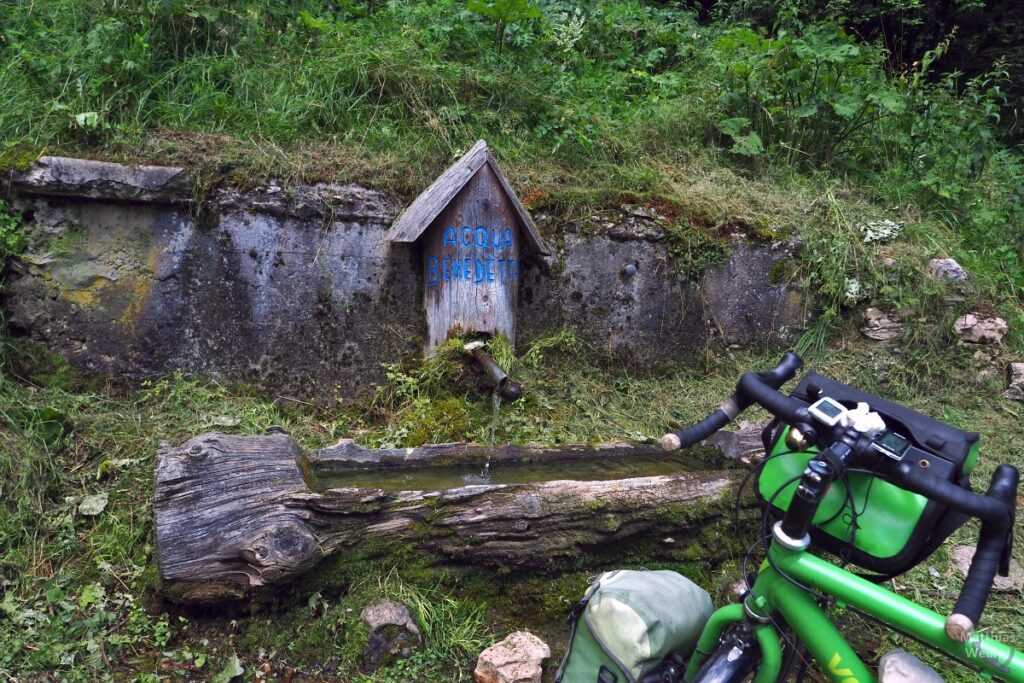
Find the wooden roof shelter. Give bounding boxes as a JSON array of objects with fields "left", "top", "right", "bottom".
[
  {"left": 386, "top": 140, "right": 550, "bottom": 255},
  {"left": 386, "top": 140, "right": 549, "bottom": 351}
]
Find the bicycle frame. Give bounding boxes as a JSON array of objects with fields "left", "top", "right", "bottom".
[{"left": 686, "top": 540, "right": 1024, "bottom": 683}]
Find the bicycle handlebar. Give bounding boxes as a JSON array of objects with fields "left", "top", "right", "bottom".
[
  {"left": 660, "top": 352, "right": 1020, "bottom": 640},
  {"left": 895, "top": 462, "right": 1018, "bottom": 641},
  {"left": 660, "top": 352, "right": 804, "bottom": 451}
]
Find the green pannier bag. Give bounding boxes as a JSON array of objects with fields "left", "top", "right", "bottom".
[{"left": 555, "top": 569, "right": 713, "bottom": 683}]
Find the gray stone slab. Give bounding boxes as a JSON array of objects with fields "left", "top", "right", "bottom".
[{"left": 4, "top": 156, "right": 192, "bottom": 203}]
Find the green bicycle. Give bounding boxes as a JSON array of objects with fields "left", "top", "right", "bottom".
[{"left": 656, "top": 353, "right": 1021, "bottom": 683}]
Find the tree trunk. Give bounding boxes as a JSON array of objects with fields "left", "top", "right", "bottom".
[{"left": 154, "top": 433, "right": 745, "bottom": 604}]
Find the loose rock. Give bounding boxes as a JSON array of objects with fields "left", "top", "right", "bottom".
[
  {"left": 952, "top": 545, "right": 1024, "bottom": 592},
  {"left": 954, "top": 314, "right": 1008, "bottom": 344},
  {"left": 474, "top": 631, "right": 550, "bottom": 683},
  {"left": 1005, "top": 363, "right": 1024, "bottom": 402},
  {"left": 878, "top": 649, "right": 944, "bottom": 683},
  {"left": 928, "top": 258, "right": 968, "bottom": 282},
  {"left": 360, "top": 599, "right": 421, "bottom": 672},
  {"left": 862, "top": 308, "right": 903, "bottom": 342},
  {"left": 710, "top": 420, "right": 769, "bottom": 464}
]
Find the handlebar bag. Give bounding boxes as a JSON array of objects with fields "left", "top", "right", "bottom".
[
  {"left": 554, "top": 569, "right": 712, "bottom": 683},
  {"left": 756, "top": 371, "right": 980, "bottom": 577}
]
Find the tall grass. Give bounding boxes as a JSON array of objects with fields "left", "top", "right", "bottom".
[{"left": 2, "top": 1, "right": 1021, "bottom": 345}]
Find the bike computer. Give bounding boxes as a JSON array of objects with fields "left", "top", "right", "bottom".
[
  {"left": 872, "top": 430, "right": 912, "bottom": 461},
  {"left": 808, "top": 396, "right": 847, "bottom": 427}
]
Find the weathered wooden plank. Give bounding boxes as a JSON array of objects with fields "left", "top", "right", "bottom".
[
  {"left": 386, "top": 140, "right": 489, "bottom": 243},
  {"left": 423, "top": 164, "right": 521, "bottom": 349},
  {"left": 483, "top": 158, "right": 549, "bottom": 255},
  {"left": 154, "top": 433, "right": 742, "bottom": 603}
]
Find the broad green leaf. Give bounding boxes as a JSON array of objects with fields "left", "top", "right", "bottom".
[
  {"left": 730, "top": 132, "right": 764, "bottom": 156},
  {"left": 867, "top": 90, "right": 907, "bottom": 114},
  {"left": 213, "top": 654, "right": 244, "bottom": 683},
  {"left": 73, "top": 112, "right": 99, "bottom": 129},
  {"left": 78, "top": 583, "right": 106, "bottom": 610},
  {"left": 830, "top": 93, "right": 864, "bottom": 119},
  {"left": 717, "top": 117, "right": 750, "bottom": 137},
  {"left": 792, "top": 103, "right": 819, "bottom": 119}
]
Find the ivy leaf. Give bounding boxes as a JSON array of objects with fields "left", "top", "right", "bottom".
[{"left": 78, "top": 583, "right": 106, "bottom": 610}]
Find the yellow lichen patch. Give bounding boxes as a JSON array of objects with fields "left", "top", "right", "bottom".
[
  {"left": 58, "top": 281, "right": 106, "bottom": 307},
  {"left": 117, "top": 276, "right": 154, "bottom": 328}
]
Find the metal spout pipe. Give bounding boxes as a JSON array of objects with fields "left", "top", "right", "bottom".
[{"left": 463, "top": 342, "right": 523, "bottom": 402}]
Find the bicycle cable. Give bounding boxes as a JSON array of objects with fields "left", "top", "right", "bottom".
[
  {"left": 760, "top": 474, "right": 833, "bottom": 602},
  {"left": 733, "top": 449, "right": 800, "bottom": 549}
]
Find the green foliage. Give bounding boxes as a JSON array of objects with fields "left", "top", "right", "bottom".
[
  {"left": 794, "top": 189, "right": 949, "bottom": 353},
  {"left": 467, "top": 0, "right": 542, "bottom": 53},
  {"left": 1, "top": 2, "right": 1020, "bottom": 325},
  {"left": 2, "top": 329, "right": 1024, "bottom": 679},
  {"left": 0, "top": 200, "right": 25, "bottom": 258},
  {"left": 664, "top": 222, "right": 731, "bottom": 279},
  {"left": 0, "top": 0, "right": 701, "bottom": 167},
  {"left": 712, "top": 25, "right": 903, "bottom": 165}
]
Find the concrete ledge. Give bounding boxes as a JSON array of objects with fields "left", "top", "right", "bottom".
[{"left": 4, "top": 156, "right": 192, "bottom": 204}]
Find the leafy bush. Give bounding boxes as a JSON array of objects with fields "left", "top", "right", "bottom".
[{"left": 712, "top": 25, "right": 904, "bottom": 165}]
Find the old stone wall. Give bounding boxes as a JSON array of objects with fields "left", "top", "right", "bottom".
[{"left": 3, "top": 157, "right": 804, "bottom": 402}]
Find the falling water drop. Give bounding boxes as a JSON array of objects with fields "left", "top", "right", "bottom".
[{"left": 483, "top": 388, "right": 502, "bottom": 479}]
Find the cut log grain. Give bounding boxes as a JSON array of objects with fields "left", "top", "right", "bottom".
[
  {"left": 709, "top": 421, "right": 770, "bottom": 464},
  {"left": 154, "top": 433, "right": 745, "bottom": 604}
]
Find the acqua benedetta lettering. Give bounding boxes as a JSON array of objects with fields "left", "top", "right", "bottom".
[{"left": 426, "top": 225, "right": 519, "bottom": 289}]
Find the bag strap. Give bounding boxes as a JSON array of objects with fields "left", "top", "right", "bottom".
[{"left": 554, "top": 575, "right": 607, "bottom": 683}]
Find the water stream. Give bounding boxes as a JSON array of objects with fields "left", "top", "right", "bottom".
[
  {"left": 313, "top": 450, "right": 710, "bottom": 491},
  {"left": 484, "top": 389, "right": 502, "bottom": 475}
]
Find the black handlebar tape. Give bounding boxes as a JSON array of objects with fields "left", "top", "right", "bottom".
[
  {"left": 663, "top": 354, "right": 804, "bottom": 451},
  {"left": 759, "top": 351, "right": 805, "bottom": 388},
  {"left": 949, "top": 465, "right": 1019, "bottom": 638},
  {"left": 736, "top": 372, "right": 811, "bottom": 425},
  {"left": 667, "top": 409, "right": 731, "bottom": 450},
  {"left": 894, "top": 462, "right": 1011, "bottom": 523}
]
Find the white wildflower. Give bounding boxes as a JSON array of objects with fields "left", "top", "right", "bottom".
[
  {"left": 858, "top": 219, "right": 904, "bottom": 243},
  {"left": 551, "top": 8, "right": 585, "bottom": 53},
  {"left": 845, "top": 278, "right": 867, "bottom": 302}
]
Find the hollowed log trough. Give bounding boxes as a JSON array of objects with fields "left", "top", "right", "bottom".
[{"left": 154, "top": 433, "right": 752, "bottom": 604}]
